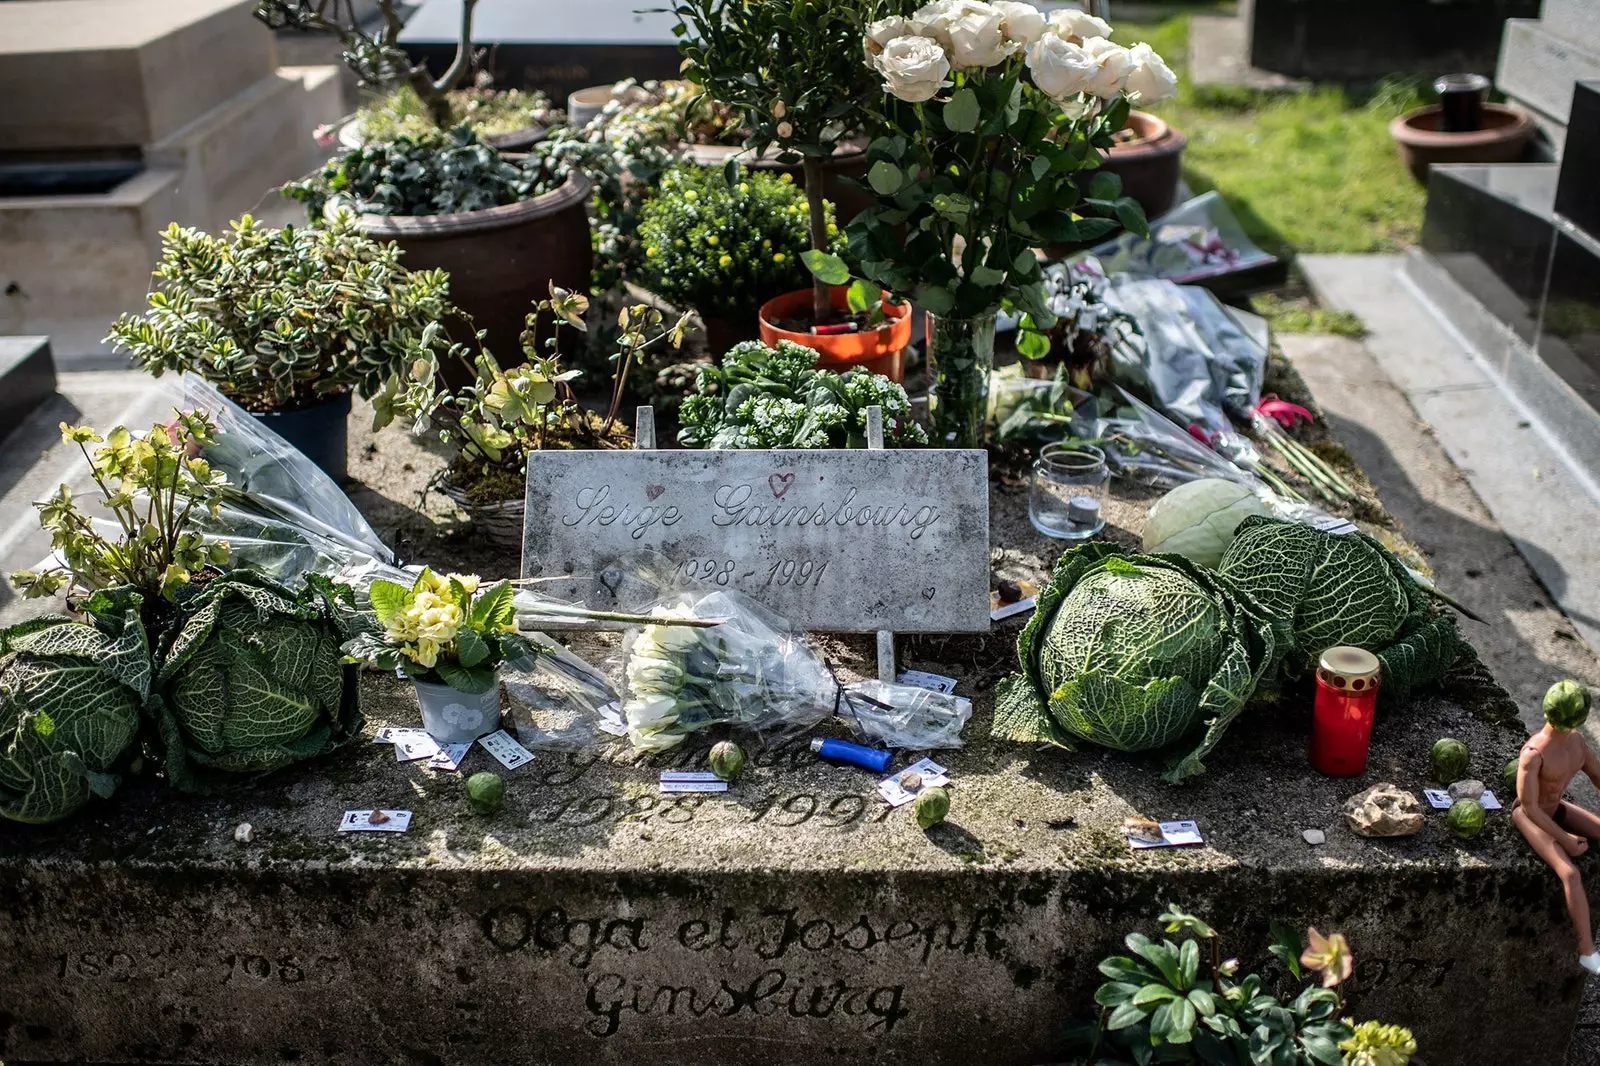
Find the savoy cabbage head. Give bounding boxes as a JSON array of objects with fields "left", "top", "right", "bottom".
[
  {"left": 1217, "top": 516, "right": 1464, "bottom": 703},
  {"left": 0, "top": 589, "right": 150, "bottom": 822},
  {"left": 994, "top": 543, "right": 1281, "bottom": 783},
  {"left": 151, "top": 571, "right": 363, "bottom": 793}
]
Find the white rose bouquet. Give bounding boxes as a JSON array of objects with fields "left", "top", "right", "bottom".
[{"left": 814, "top": 0, "right": 1175, "bottom": 446}]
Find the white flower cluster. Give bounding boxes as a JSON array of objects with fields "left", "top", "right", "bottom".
[{"left": 865, "top": 1, "right": 1176, "bottom": 105}]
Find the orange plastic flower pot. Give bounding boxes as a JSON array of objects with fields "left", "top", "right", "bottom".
[{"left": 757, "top": 286, "right": 913, "bottom": 382}]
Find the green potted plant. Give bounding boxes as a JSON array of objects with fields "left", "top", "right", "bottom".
[
  {"left": 262, "top": 0, "right": 594, "bottom": 364},
  {"left": 343, "top": 569, "right": 533, "bottom": 743},
  {"left": 671, "top": 0, "right": 905, "bottom": 364},
  {"left": 677, "top": 339, "right": 927, "bottom": 448},
  {"left": 835, "top": 1, "right": 1170, "bottom": 446},
  {"left": 636, "top": 165, "right": 834, "bottom": 356},
  {"left": 7, "top": 414, "right": 363, "bottom": 800},
  {"left": 105, "top": 214, "right": 466, "bottom": 480},
  {"left": 426, "top": 287, "right": 691, "bottom": 547}
]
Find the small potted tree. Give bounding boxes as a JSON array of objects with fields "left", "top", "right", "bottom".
[
  {"left": 256, "top": 0, "right": 555, "bottom": 153},
  {"left": 842, "top": 2, "right": 1170, "bottom": 446},
  {"left": 671, "top": 0, "right": 912, "bottom": 370},
  {"left": 262, "top": 0, "right": 593, "bottom": 364},
  {"left": 106, "top": 214, "right": 468, "bottom": 480}
]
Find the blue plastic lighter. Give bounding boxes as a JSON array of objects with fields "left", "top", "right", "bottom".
[{"left": 809, "top": 736, "right": 892, "bottom": 773}]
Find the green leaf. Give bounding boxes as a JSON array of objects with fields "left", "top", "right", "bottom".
[
  {"left": 455, "top": 627, "right": 490, "bottom": 669},
  {"left": 868, "top": 160, "right": 904, "bottom": 196},
  {"left": 1167, "top": 997, "right": 1196, "bottom": 1043},
  {"left": 1094, "top": 981, "right": 1141, "bottom": 1007},
  {"left": 435, "top": 661, "right": 498, "bottom": 694},
  {"left": 1012, "top": 248, "right": 1039, "bottom": 276},
  {"left": 368, "top": 579, "right": 410, "bottom": 628},
  {"left": 1107, "top": 1002, "right": 1147, "bottom": 1030},
  {"left": 1179, "top": 938, "right": 1200, "bottom": 990},
  {"left": 1116, "top": 196, "right": 1148, "bottom": 235},
  {"left": 970, "top": 264, "right": 1006, "bottom": 288},
  {"left": 1031, "top": 156, "right": 1051, "bottom": 181},
  {"left": 917, "top": 285, "right": 955, "bottom": 315},
  {"left": 469, "top": 580, "right": 516, "bottom": 631},
  {"left": 1133, "top": 984, "right": 1179, "bottom": 1007},
  {"left": 846, "top": 278, "right": 876, "bottom": 314},
  {"left": 802, "top": 250, "right": 852, "bottom": 286},
  {"left": 943, "top": 88, "right": 980, "bottom": 133},
  {"left": 1016, "top": 329, "right": 1051, "bottom": 360},
  {"left": 1089, "top": 171, "right": 1123, "bottom": 201}
]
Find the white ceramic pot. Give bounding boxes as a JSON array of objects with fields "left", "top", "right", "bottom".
[{"left": 414, "top": 673, "right": 502, "bottom": 744}]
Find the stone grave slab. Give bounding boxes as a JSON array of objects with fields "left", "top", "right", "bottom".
[
  {"left": 0, "top": 336, "right": 57, "bottom": 444},
  {"left": 0, "top": 666, "right": 1583, "bottom": 1065},
  {"left": 399, "top": 0, "right": 682, "bottom": 99},
  {"left": 1498, "top": 17, "right": 1600, "bottom": 126},
  {"left": 0, "top": 0, "right": 275, "bottom": 151},
  {"left": 521, "top": 448, "right": 991, "bottom": 634}
]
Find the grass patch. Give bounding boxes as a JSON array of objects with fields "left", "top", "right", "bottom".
[
  {"left": 1112, "top": 11, "right": 1428, "bottom": 257},
  {"left": 1249, "top": 292, "right": 1367, "bottom": 337}
]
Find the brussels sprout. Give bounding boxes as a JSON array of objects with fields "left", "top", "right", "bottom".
[
  {"left": 1504, "top": 756, "right": 1521, "bottom": 798},
  {"left": 1544, "top": 679, "right": 1592, "bottom": 731},
  {"left": 152, "top": 571, "right": 362, "bottom": 792},
  {"left": 466, "top": 771, "right": 504, "bottom": 816},
  {"left": 914, "top": 786, "right": 950, "bottom": 830},
  {"left": 0, "top": 591, "right": 150, "bottom": 823},
  {"left": 1430, "top": 737, "right": 1468, "bottom": 784},
  {"left": 708, "top": 740, "right": 745, "bottom": 782},
  {"left": 1448, "top": 798, "right": 1486, "bottom": 840}
]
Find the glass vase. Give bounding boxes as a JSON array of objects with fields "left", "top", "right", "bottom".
[{"left": 925, "top": 312, "right": 997, "bottom": 448}]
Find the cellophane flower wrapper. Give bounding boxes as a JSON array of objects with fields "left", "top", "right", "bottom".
[
  {"left": 503, "top": 632, "right": 625, "bottom": 751},
  {"left": 618, "top": 588, "right": 976, "bottom": 752}
]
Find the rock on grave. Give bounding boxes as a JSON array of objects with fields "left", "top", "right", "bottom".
[{"left": 1344, "top": 783, "right": 1425, "bottom": 838}]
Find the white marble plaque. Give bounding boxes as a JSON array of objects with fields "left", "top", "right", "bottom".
[{"left": 521, "top": 449, "right": 990, "bottom": 632}]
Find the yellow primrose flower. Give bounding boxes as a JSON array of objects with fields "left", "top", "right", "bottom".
[
  {"left": 719, "top": 254, "right": 732, "bottom": 267},
  {"left": 450, "top": 573, "right": 480, "bottom": 594},
  {"left": 773, "top": 253, "right": 786, "bottom": 264},
  {"left": 707, "top": 235, "right": 719, "bottom": 247}
]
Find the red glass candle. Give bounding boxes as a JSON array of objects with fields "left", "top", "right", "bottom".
[{"left": 1309, "top": 646, "right": 1382, "bottom": 776}]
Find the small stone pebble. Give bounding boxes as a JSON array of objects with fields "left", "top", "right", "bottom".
[
  {"left": 233, "top": 822, "right": 254, "bottom": 844},
  {"left": 1302, "top": 829, "right": 1326, "bottom": 846},
  {"left": 898, "top": 770, "right": 923, "bottom": 791}
]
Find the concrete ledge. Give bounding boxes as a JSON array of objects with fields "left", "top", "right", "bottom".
[
  {"left": 0, "top": 668, "right": 1575, "bottom": 1065},
  {"left": 0, "top": 337, "right": 57, "bottom": 444}
]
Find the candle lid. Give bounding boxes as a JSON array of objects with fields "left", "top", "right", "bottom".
[
  {"left": 1317, "top": 646, "right": 1381, "bottom": 691},
  {"left": 1067, "top": 495, "right": 1100, "bottom": 524}
]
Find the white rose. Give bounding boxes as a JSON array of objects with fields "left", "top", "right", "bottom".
[
  {"left": 993, "top": 1, "right": 1046, "bottom": 46},
  {"left": 1047, "top": 7, "right": 1113, "bottom": 43},
  {"left": 1123, "top": 42, "right": 1177, "bottom": 103},
  {"left": 1081, "top": 35, "right": 1133, "bottom": 98},
  {"left": 873, "top": 35, "right": 952, "bottom": 102},
  {"left": 864, "top": 15, "right": 913, "bottom": 58},
  {"left": 910, "top": 0, "right": 960, "bottom": 42},
  {"left": 1025, "top": 34, "right": 1096, "bottom": 99},
  {"left": 946, "top": 2, "right": 1016, "bottom": 67}
]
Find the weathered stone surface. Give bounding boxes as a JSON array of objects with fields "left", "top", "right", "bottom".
[
  {"left": 0, "top": 0, "right": 275, "bottom": 150},
  {"left": 1498, "top": 17, "right": 1600, "bottom": 125},
  {"left": 1344, "top": 782, "right": 1426, "bottom": 838},
  {"left": 0, "top": 669, "right": 1583, "bottom": 1065},
  {"left": 522, "top": 449, "right": 991, "bottom": 633},
  {"left": 0, "top": 336, "right": 57, "bottom": 444}
]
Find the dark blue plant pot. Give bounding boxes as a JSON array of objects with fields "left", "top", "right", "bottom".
[{"left": 251, "top": 392, "right": 352, "bottom": 482}]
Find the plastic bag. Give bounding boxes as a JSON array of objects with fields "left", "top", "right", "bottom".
[
  {"left": 617, "top": 588, "right": 974, "bottom": 751},
  {"left": 504, "top": 633, "right": 626, "bottom": 751},
  {"left": 1101, "top": 279, "right": 1267, "bottom": 437},
  {"left": 1077, "top": 191, "right": 1278, "bottom": 285}
]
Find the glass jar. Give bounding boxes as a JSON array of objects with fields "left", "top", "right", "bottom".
[{"left": 1028, "top": 442, "right": 1109, "bottom": 539}]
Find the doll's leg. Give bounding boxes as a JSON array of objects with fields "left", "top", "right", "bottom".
[
  {"left": 1559, "top": 803, "right": 1600, "bottom": 841},
  {"left": 1515, "top": 804, "right": 1597, "bottom": 960}
]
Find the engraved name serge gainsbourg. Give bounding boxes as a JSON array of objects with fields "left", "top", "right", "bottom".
[{"left": 559, "top": 482, "right": 944, "bottom": 542}]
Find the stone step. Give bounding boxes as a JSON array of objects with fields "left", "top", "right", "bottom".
[
  {"left": 0, "top": 336, "right": 57, "bottom": 445},
  {"left": 1498, "top": 18, "right": 1600, "bottom": 125}
]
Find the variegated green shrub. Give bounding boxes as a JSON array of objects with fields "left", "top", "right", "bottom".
[{"left": 0, "top": 590, "right": 151, "bottom": 823}]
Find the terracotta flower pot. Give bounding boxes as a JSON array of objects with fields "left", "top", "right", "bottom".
[
  {"left": 758, "top": 287, "right": 913, "bottom": 382},
  {"left": 1093, "top": 110, "right": 1188, "bottom": 220},
  {"left": 1389, "top": 103, "right": 1535, "bottom": 184},
  {"left": 355, "top": 171, "right": 594, "bottom": 384}
]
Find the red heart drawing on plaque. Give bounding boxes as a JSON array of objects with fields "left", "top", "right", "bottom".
[
  {"left": 768, "top": 472, "right": 795, "bottom": 499},
  {"left": 645, "top": 484, "right": 665, "bottom": 501}
]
